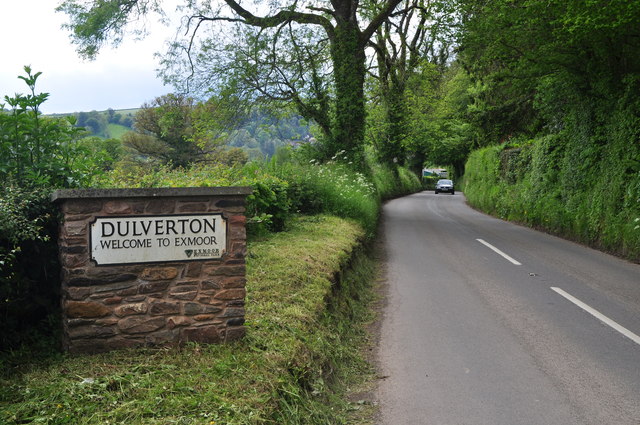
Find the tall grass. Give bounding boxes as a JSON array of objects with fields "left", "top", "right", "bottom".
[
  {"left": 267, "top": 160, "right": 379, "bottom": 235},
  {"left": 90, "top": 153, "right": 422, "bottom": 238}
]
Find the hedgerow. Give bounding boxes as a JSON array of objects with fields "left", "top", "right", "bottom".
[
  {"left": 464, "top": 112, "right": 640, "bottom": 261},
  {"left": 89, "top": 149, "right": 421, "bottom": 238}
]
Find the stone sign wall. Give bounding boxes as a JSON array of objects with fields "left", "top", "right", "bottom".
[{"left": 52, "top": 187, "right": 252, "bottom": 354}]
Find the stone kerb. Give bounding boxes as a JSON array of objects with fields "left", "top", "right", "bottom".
[{"left": 52, "top": 187, "right": 252, "bottom": 354}]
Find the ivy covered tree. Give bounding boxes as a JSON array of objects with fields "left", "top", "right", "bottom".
[
  {"left": 368, "top": 0, "right": 458, "bottom": 167},
  {"left": 57, "top": 0, "right": 412, "bottom": 170}
]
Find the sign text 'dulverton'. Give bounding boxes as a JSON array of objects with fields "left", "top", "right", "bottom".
[{"left": 90, "top": 214, "right": 227, "bottom": 265}]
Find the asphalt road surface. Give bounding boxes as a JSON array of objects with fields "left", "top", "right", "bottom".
[{"left": 376, "top": 191, "right": 640, "bottom": 425}]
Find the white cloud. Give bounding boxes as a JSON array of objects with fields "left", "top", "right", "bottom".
[{"left": 0, "top": 0, "right": 176, "bottom": 113}]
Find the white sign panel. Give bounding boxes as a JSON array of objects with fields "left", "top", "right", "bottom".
[{"left": 90, "top": 214, "right": 226, "bottom": 265}]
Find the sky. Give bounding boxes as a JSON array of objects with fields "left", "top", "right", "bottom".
[{"left": 0, "top": 1, "right": 177, "bottom": 114}]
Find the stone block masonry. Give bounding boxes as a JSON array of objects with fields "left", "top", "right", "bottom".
[{"left": 52, "top": 187, "right": 252, "bottom": 354}]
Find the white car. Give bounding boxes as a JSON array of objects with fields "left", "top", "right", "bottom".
[{"left": 435, "top": 179, "right": 454, "bottom": 194}]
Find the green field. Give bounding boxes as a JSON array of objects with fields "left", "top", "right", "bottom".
[{"left": 106, "top": 123, "right": 131, "bottom": 139}]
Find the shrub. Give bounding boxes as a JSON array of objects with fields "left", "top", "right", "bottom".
[
  {"left": 0, "top": 67, "right": 107, "bottom": 349},
  {"left": 0, "top": 184, "right": 61, "bottom": 350},
  {"left": 0, "top": 67, "right": 99, "bottom": 188},
  {"left": 240, "top": 163, "right": 292, "bottom": 234}
]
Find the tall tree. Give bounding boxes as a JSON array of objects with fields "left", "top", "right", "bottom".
[
  {"left": 368, "top": 0, "right": 457, "bottom": 166},
  {"left": 57, "top": 0, "right": 406, "bottom": 169}
]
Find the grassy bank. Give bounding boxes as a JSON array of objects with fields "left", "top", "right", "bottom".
[{"left": 1, "top": 215, "right": 377, "bottom": 424}]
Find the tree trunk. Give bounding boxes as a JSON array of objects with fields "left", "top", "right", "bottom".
[
  {"left": 379, "top": 80, "right": 408, "bottom": 167},
  {"left": 329, "top": 21, "right": 367, "bottom": 169}
]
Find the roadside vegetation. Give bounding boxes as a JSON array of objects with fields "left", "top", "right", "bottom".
[
  {"left": 464, "top": 135, "right": 640, "bottom": 261},
  {"left": 456, "top": 0, "right": 640, "bottom": 262},
  {"left": 3, "top": 0, "right": 639, "bottom": 420},
  {"left": 1, "top": 66, "right": 419, "bottom": 423},
  {"left": 1, "top": 216, "right": 379, "bottom": 424}
]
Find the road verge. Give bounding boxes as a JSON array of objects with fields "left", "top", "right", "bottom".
[{"left": 1, "top": 215, "right": 377, "bottom": 424}]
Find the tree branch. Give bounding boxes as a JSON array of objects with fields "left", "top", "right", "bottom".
[
  {"left": 361, "top": 0, "right": 404, "bottom": 43},
  {"left": 221, "top": 0, "right": 335, "bottom": 38},
  {"left": 307, "top": 5, "right": 336, "bottom": 18}
]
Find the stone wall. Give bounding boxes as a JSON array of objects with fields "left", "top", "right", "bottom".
[{"left": 52, "top": 187, "right": 252, "bottom": 354}]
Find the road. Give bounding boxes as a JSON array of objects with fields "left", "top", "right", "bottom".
[{"left": 375, "top": 191, "right": 640, "bottom": 425}]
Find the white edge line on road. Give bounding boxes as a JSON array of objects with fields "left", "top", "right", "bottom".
[
  {"left": 551, "top": 287, "right": 640, "bottom": 346},
  {"left": 476, "top": 238, "right": 522, "bottom": 265}
]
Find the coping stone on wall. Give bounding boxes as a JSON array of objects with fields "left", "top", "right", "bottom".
[{"left": 52, "top": 187, "right": 253, "bottom": 203}]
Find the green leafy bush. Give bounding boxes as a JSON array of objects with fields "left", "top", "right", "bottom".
[
  {"left": 241, "top": 163, "right": 291, "bottom": 234},
  {"left": 0, "top": 67, "right": 98, "bottom": 188},
  {"left": 0, "top": 184, "right": 61, "bottom": 350},
  {"left": 0, "top": 67, "right": 113, "bottom": 349}
]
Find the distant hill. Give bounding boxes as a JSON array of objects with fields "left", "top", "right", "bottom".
[
  {"left": 47, "top": 107, "right": 140, "bottom": 117},
  {"left": 48, "top": 108, "right": 139, "bottom": 139},
  {"left": 46, "top": 106, "right": 312, "bottom": 160}
]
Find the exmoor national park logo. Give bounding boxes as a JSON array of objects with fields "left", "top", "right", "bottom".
[{"left": 185, "top": 248, "right": 221, "bottom": 259}]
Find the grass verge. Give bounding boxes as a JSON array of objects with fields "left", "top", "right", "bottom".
[{"left": 0, "top": 215, "right": 377, "bottom": 424}]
